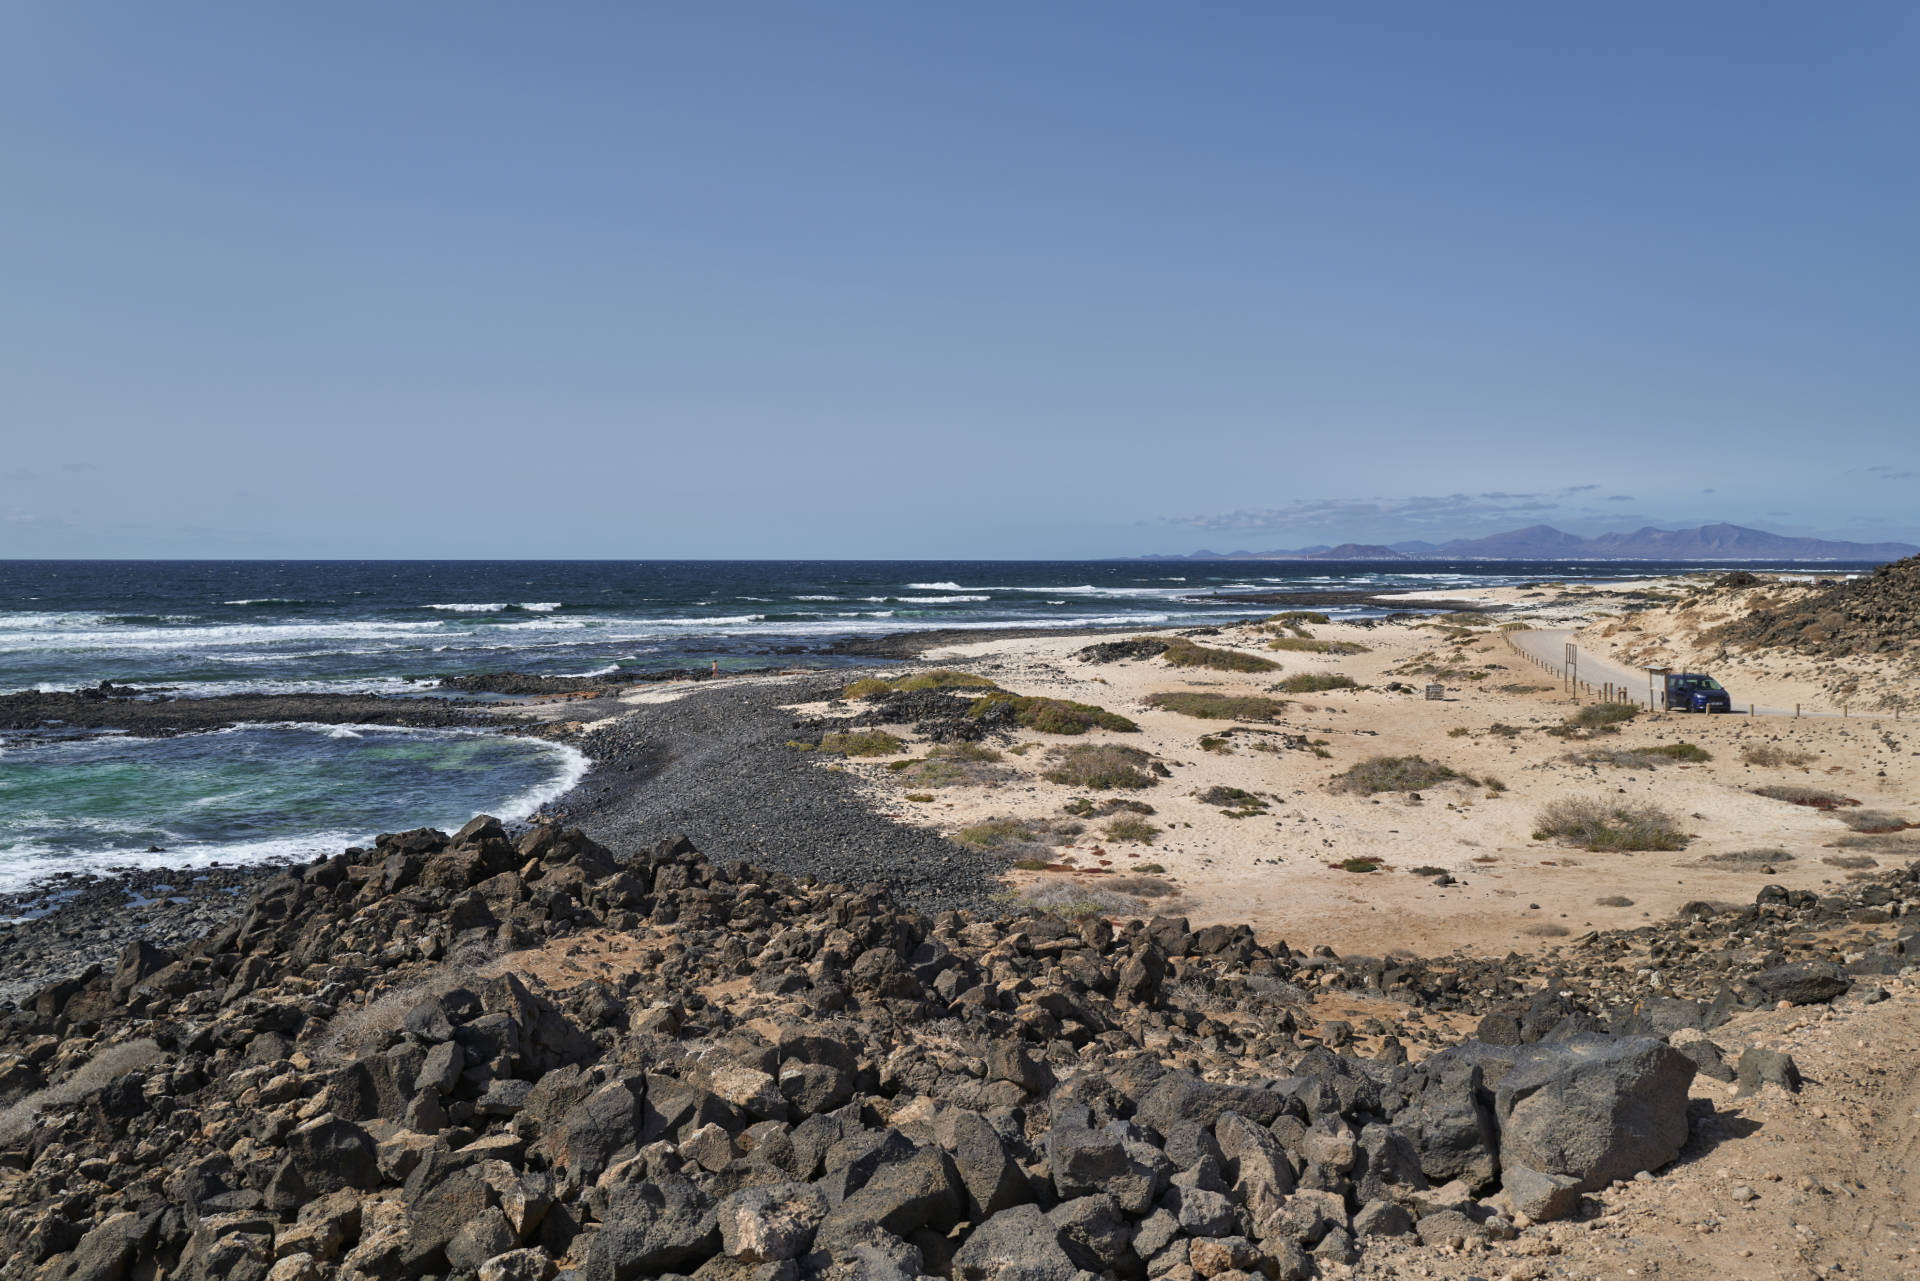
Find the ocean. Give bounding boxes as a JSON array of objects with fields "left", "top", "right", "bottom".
[{"left": 0, "top": 558, "right": 1851, "bottom": 892}]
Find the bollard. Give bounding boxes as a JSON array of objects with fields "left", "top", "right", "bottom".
[{"left": 1795, "top": 703, "right": 1800, "bottom": 718}]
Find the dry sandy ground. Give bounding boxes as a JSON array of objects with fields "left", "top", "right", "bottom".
[{"left": 779, "top": 581, "right": 1919, "bottom": 957}]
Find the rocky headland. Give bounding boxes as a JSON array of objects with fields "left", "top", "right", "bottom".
[{"left": 3, "top": 813, "right": 1916, "bottom": 1281}]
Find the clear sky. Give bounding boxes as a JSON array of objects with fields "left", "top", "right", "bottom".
[{"left": 3, "top": 4, "right": 1915, "bottom": 558}]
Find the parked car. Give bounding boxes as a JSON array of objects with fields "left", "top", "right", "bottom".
[{"left": 1664, "top": 673, "right": 1732, "bottom": 713}]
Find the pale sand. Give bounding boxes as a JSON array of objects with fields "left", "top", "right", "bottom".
[{"left": 784, "top": 578, "right": 1919, "bottom": 957}]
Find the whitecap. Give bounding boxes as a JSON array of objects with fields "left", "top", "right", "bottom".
[{"left": 424, "top": 603, "right": 508, "bottom": 613}]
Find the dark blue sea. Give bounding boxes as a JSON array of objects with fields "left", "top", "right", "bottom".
[{"left": 0, "top": 559, "right": 1863, "bottom": 891}]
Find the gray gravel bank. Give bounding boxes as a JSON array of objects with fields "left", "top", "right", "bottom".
[{"left": 548, "top": 676, "right": 1011, "bottom": 916}]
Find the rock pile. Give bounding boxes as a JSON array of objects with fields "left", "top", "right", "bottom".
[
  {"left": 2, "top": 817, "right": 1911, "bottom": 1281},
  {"left": 1708, "top": 553, "right": 1920, "bottom": 662}
]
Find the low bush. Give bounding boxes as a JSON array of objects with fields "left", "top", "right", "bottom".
[
  {"left": 844, "top": 669, "right": 999, "bottom": 699},
  {"left": 1266, "top": 637, "right": 1370, "bottom": 655},
  {"left": 1575, "top": 742, "right": 1711, "bottom": 769},
  {"left": 1196, "top": 786, "right": 1268, "bottom": 817},
  {"left": 1522, "top": 922, "right": 1571, "bottom": 938},
  {"left": 1266, "top": 610, "right": 1331, "bottom": 626},
  {"left": 1741, "top": 743, "right": 1818, "bottom": 767},
  {"left": 904, "top": 793, "right": 935, "bottom": 803},
  {"left": 1533, "top": 797, "right": 1689, "bottom": 851},
  {"left": 1274, "top": 673, "right": 1359, "bottom": 693},
  {"left": 1823, "top": 853, "right": 1879, "bottom": 869},
  {"left": 1595, "top": 894, "right": 1635, "bottom": 906},
  {"left": 1330, "top": 755, "right": 1468, "bottom": 794},
  {"left": 1548, "top": 703, "right": 1642, "bottom": 737},
  {"left": 1104, "top": 816, "right": 1160, "bottom": 844},
  {"left": 1838, "top": 810, "right": 1915, "bottom": 834},
  {"left": 1063, "top": 797, "right": 1155, "bottom": 818},
  {"left": 1145, "top": 691, "right": 1287, "bottom": 721},
  {"left": 1699, "top": 848, "right": 1794, "bottom": 867},
  {"left": 1198, "top": 735, "right": 1232, "bottom": 753},
  {"left": 1043, "top": 744, "right": 1158, "bottom": 790},
  {"left": 928, "top": 741, "right": 1002, "bottom": 763},
  {"left": 1340, "top": 857, "right": 1381, "bottom": 873},
  {"left": 968, "top": 692, "right": 1138, "bottom": 734},
  {"left": 817, "top": 730, "right": 906, "bottom": 757},
  {"left": 1408, "top": 864, "right": 1449, "bottom": 877},
  {"left": 955, "top": 816, "right": 1084, "bottom": 858},
  {"left": 1751, "top": 785, "right": 1858, "bottom": 810},
  {"left": 1161, "top": 639, "right": 1279, "bottom": 673},
  {"left": 1134, "top": 862, "right": 1166, "bottom": 875}
]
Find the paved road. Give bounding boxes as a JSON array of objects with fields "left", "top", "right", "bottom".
[{"left": 1505, "top": 627, "right": 1829, "bottom": 718}]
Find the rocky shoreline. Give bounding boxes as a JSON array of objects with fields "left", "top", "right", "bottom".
[
  {"left": 0, "top": 814, "right": 1911, "bottom": 1281},
  {"left": 0, "top": 689, "right": 513, "bottom": 737}
]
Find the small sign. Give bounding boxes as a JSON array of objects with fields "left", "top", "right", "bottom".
[{"left": 1425, "top": 684, "right": 1445, "bottom": 701}]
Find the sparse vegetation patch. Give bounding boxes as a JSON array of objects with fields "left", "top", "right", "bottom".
[
  {"left": 842, "top": 669, "right": 999, "bottom": 699},
  {"left": 1104, "top": 816, "right": 1160, "bottom": 844},
  {"left": 1144, "top": 690, "right": 1287, "bottom": 721}
]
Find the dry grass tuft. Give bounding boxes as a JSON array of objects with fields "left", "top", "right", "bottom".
[
  {"left": 1161, "top": 639, "right": 1279, "bottom": 673},
  {"left": 0, "top": 1040, "right": 164, "bottom": 1145},
  {"left": 1699, "top": 848, "right": 1795, "bottom": 867},
  {"left": 1274, "top": 673, "right": 1359, "bottom": 693},
  {"left": 843, "top": 669, "right": 999, "bottom": 699},
  {"left": 1266, "top": 637, "right": 1370, "bottom": 655},
  {"left": 817, "top": 730, "right": 907, "bottom": 757},
  {"left": 1741, "top": 743, "right": 1819, "bottom": 767},
  {"left": 1534, "top": 797, "right": 1689, "bottom": 851},
  {"left": 1751, "top": 785, "right": 1858, "bottom": 810},
  {"left": 1042, "top": 743, "right": 1158, "bottom": 790},
  {"left": 1103, "top": 816, "right": 1160, "bottom": 844},
  {"left": 1574, "top": 742, "right": 1711, "bottom": 769}
]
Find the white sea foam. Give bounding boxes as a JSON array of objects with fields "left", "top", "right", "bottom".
[
  {"left": 424, "top": 602, "right": 509, "bottom": 612},
  {"left": 897, "top": 595, "right": 991, "bottom": 604},
  {"left": 793, "top": 595, "right": 845, "bottom": 601}
]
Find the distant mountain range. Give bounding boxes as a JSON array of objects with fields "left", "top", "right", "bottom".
[{"left": 1143, "top": 523, "right": 1919, "bottom": 563}]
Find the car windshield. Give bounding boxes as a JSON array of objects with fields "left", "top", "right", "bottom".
[{"left": 1674, "top": 677, "right": 1722, "bottom": 691}]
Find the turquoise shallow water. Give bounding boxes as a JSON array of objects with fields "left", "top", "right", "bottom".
[{"left": 0, "top": 724, "right": 586, "bottom": 892}]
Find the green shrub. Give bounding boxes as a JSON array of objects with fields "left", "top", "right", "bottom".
[
  {"left": 1134, "top": 862, "right": 1166, "bottom": 874},
  {"left": 1533, "top": 798, "right": 1689, "bottom": 851},
  {"left": 1104, "top": 816, "right": 1160, "bottom": 844},
  {"left": 1010, "top": 857, "right": 1049, "bottom": 871},
  {"left": 1198, "top": 735, "right": 1232, "bottom": 754},
  {"left": 1161, "top": 639, "right": 1279, "bottom": 673},
  {"left": 1266, "top": 610, "right": 1331, "bottom": 626},
  {"left": 843, "top": 669, "right": 999, "bottom": 699},
  {"left": 1330, "top": 755, "right": 1468, "bottom": 794},
  {"left": 1043, "top": 744, "right": 1158, "bottom": 790},
  {"left": 786, "top": 740, "right": 817, "bottom": 752},
  {"left": 1274, "top": 673, "right": 1359, "bottom": 693},
  {"left": 1145, "top": 691, "right": 1287, "bottom": 721},
  {"left": 904, "top": 792, "right": 934, "bottom": 802},
  {"left": 1408, "top": 865, "right": 1448, "bottom": 877},
  {"left": 1340, "top": 857, "right": 1381, "bottom": 873},
  {"left": 968, "top": 692, "right": 1138, "bottom": 734},
  {"left": 1266, "top": 637, "right": 1370, "bottom": 655}
]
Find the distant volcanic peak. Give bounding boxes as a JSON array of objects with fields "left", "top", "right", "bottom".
[{"left": 1155, "top": 524, "right": 1918, "bottom": 562}]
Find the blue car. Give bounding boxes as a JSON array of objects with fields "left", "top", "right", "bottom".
[{"left": 1664, "top": 673, "right": 1731, "bottom": 713}]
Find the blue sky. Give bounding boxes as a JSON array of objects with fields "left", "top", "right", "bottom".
[{"left": 3, "top": 4, "right": 1915, "bottom": 557}]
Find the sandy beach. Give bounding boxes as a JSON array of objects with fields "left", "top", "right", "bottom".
[{"left": 755, "top": 575, "right": 1918, "bottom": 958}]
